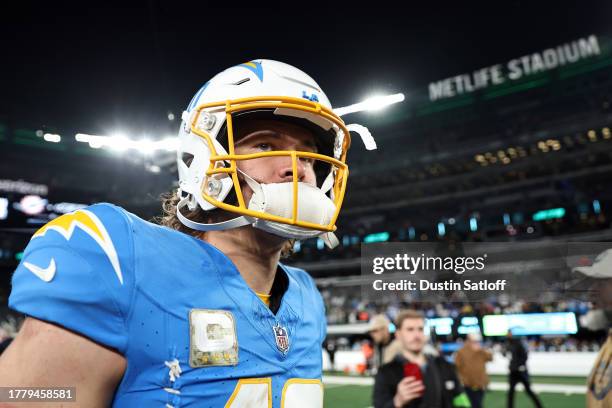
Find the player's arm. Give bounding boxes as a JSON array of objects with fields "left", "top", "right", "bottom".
[
  {"left": 3, "top": 204, "right": 136, "bottom": 407},
  {"left": 0, "top": 317, "right": 126, "bottom": 408}
]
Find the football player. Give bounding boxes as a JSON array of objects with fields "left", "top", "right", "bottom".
[{"left": 0, "top": 60, "right": 375, "bottom": 407}]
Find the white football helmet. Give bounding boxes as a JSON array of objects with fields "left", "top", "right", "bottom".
[{"left": 176, "top": 59, "right": 373, "bottom": 247}]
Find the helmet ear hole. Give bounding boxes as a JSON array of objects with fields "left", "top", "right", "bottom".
[{"left": 182, "top": 153, "right": 194, "bottom": 166}]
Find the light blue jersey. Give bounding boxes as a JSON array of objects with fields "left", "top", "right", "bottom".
[{"left": 9, "top": 203, "right": 326, "bottom": 407}]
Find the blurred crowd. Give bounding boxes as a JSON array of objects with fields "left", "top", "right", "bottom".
[{"left": 321, "top": 288, "right": 592, "bottom": 325}]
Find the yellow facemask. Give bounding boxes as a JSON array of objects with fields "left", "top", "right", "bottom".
[{"left": 189, "top": 96, "right": 351, "bottom": 233}]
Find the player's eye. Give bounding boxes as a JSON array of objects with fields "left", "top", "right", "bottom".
[
  {"left": 256, "top": 143, "right": 273, "bottom": 151},
  {"left": 300, "top": 156, "right": 315, "bottom": 165}
]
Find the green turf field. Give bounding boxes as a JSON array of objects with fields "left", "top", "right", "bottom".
[{"left": 324, "top": 375, "right": 588, "bottom": 407}]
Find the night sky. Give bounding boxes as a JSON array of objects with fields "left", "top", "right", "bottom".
[{"left": 1, "top": 1, "right": 610, "bottom": 139}]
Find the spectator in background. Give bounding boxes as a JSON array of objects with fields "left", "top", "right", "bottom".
[
  {"left": 362, "top": 340, "right": 374, "bottom": 374},
  {"left": 0, "top": 328, "right": 13, "bottom": 355},
  {"left": 0, "top": 313, "right": 20, "bottom": 356},
  {"left": 373, "top": 310, "right": 470, "bottom": 408},
  {"left": 455, "top": 333, "right": 492, "bottom": 408},
  {"left": 505, "top": 328, "right": 543, "bottom": 408},
  {"left": 573, "top": 248, "right": 612, "bottom": 407},
  {"left": 368, "top": 314, "right": 402, "bottom": 372},
  {"left": 324, "top": 338, "right": 338, "bottom": 371}
]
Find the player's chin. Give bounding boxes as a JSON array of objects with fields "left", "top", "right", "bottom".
[{"left": 252, "top": 227, "right": 291, "bottom": 246}]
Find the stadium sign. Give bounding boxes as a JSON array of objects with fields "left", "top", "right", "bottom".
[
  {"left": 0, "top": 179, "right": 48, "bottom": 196},
  {"left": 429, "top": 35, "right": 601, "bottom": 102}
]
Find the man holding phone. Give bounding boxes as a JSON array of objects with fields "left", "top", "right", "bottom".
[{"left": 373, "top": 310, "right": 471, "bottom": 408}]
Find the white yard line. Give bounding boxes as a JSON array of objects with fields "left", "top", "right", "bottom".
[
  {"left": 488, "top": 382, "right": 586, "bottom": 394},
  {"left": 323, "top": 376, "right": 374, "bottom": 386},
  {"left": 322, "top": 376, "right": 586, "bottom": 394}
]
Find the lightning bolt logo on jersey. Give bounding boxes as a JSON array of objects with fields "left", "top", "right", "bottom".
[
  {"left": 9, "top": 203, "right": 327, "bottom": 407},
  {"left": 31, "top": 209, "right": 123, "bottom": 284}
]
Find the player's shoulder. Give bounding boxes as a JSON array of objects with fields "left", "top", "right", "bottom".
[
  {"left": 34, "top": 201, "right": 178, "bottom": 248},
  {"left": 9, "top": 202, "right": 141, "bottom": 352},
  {"left": 28, "top": 202, "right": 134, "bottom": 247},
  {"left": 19, "top": 202, "right": 138, "bottom": 284}
]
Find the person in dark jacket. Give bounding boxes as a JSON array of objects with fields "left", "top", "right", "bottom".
[
  {"left": 368, "top": 314, "right": 402, "bottom": 372},
  {"left": 373, "top": 310, "right": 471, "bottom": 408},
  {"left": 505, "top": 329, "right": 543, "bottom": 408}
]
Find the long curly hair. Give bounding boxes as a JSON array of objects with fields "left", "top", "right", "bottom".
[{"left": 157, "top": 189, "right": 295, "bottom": 259}]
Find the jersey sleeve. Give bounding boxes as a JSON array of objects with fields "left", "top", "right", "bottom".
[{"left": 8, "top": 203, "right": 135, "bottom": 353}]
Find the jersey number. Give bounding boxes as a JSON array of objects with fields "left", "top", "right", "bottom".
[{"left": 225, "top": 378, "right": 323, "bottom": 408}]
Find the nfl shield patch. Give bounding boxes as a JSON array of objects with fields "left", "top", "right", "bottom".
[{"left": 273, "top": 324, "right": 290, "bottom": 354}]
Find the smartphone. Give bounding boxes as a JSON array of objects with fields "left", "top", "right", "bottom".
[
  {"left": 403, "top": 362, "right": 423, "bottom": 381},
  {"left": 403, "top": 362, "right": 424, "bottom": 397}
]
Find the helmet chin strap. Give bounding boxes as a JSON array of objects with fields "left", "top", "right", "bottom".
[
  {"left": 321, "top": 231, "right": 339, "bottom": 249},
  {"left": 176, "top": 195, "right": 252, "bottom": 231},
  {"left": 176, "top": 168, "right": 339, "bottom": 249}
]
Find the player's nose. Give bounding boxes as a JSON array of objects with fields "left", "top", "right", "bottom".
[{"left": 277, "top": 155, "right": 306, "bottom": 182}]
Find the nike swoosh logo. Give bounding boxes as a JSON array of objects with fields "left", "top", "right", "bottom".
[{"left": 23, "top": 258, "right": 56, "bottom": 282}]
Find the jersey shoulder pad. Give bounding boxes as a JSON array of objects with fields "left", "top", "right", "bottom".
[{"left": 9, "top": 203, "right": 135, "bottom": 352}]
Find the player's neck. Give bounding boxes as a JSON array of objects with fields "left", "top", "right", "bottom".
[{"left": 204, "top": 227, "right": 284, "bottom": 295}]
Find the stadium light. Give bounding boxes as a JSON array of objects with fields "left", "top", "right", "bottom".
[
  {"left": 43, "top": 133, "right": 61, "bottom": 143},
  {"left": 334, "top": 93, "right": 405, "bottom": 116},
  {"left": 159, "top": 137, "right": 178, "bottom": 152},
  {"left": 140, "top": 138, "right": 155, "bottom": 155},
  {"left": 75, "top": 132, "right": 179, "bottom": 154},
  {"left": 75, "top": 133, "right": 89, "bottom": 142},
  {"left": 363, "top": 232, "right": 390, "bottom": 243},
  {"left": 109, "top": 132, "right": 130, "bottom": 152},
  {"left": 469, "top": 217, "right": 478, "bottom": 232},
  {"left": 437, "top": 222, "right": 446, "bottom": 236},
  {"left": 68, "top": 93, "right": 398, "bottom": 155},
  {"left": 408, "top": 227, "right": 416, "bottom": 240},
  {"left": 593, "top": 200, "right": 601, "bottom": 214},
  {"left": 533, "top": 208, "right": 565, "bottom": 221}
]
